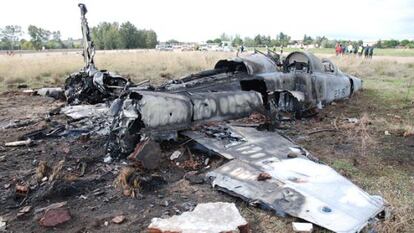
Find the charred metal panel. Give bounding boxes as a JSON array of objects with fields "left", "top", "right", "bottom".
[
  {"left": 183, "top": 125, "right": 312, "bottom": 161},
  {"left": 191, "top": 91, "right": 263, "bottom": 122},
  {"left": 138, "top": 92, "right": 193, "bottom": 129},
  {"left": 186, "top": 126, "right": 385, "bottom": 233},
  {"left": 209, "top": 159, "right": 306, "bottom": 216}
]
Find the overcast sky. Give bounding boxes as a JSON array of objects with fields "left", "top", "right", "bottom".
[{"left": 1, "top": 0, "right": 413, "bottom": 42}]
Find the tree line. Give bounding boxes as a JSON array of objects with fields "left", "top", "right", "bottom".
[
  {"left": 0, "top": 22, "right": 158, "bottom": 50},
  {"left": 205, "top": 32, "right": 414, "bottom": 49}
]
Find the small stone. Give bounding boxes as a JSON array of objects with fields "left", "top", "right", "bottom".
[
  {"left": 384, "top": 131, "right": 391, "bottom": 136},
  {"left": 292, "top": 222, "right": 313, "bottom": 232},
  {"left": 148, "top": 202, "right": 248, "bottom": 233},
  {"left": 39, "top": 208, "right": 71, "bottom": 227},
  {"left": 169, "top": 151, "right": 181, "bottom": 160},
  {"left": 111, "top": 215, "right": 126, "bottom": 224},
  {"left": 103, "top": 156, "right": 112, "bottom": 163},
  {"left": 184, "top": 172, "right": 204, "bottom": 184},
  {"left": 0, "top": 217, "right": 6, "bottom": 231},
  {"left": 204, "top": 158, "right": 210, "bottom": 166},
  {"left": 4, "top": 183, "right": 10, "bottom": 189},
  {"left": 104, "top": 221, "right": 109, "bottom": 226}
]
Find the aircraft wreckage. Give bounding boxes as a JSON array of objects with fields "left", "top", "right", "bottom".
[{"left": 39, "top": 3, "right": 385, "bottom": 232}]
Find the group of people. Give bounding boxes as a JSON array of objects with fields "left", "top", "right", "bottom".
[{"left": 335, "top": 43, "right": 374, "bottom": 58}]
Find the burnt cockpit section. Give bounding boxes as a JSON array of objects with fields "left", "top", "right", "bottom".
[{"left": 215, "top": 53, "right": 278, "bottom": 75}]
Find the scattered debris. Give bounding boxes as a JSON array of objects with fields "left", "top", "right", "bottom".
[
  {"left": 39, "top": 207, "right": 71, "bottom": 227},
  {"left": 403, "top": 129, "right": 414, "bottom": 137},
  {"left": 128, "top": 139, "right": 162, "bottom": 169},
  {"left": 19, "top": 206, "right": 32, "bottom": 213},
  {"left": 2, "top": 119, "right": 37, "bottom": 129},
  {"left": 184, "top": 171, "right": 205, "bottom": 184},
  {"left": 0, "top": 217, "right": 6, "bottom": 231},
  {"left": 15, "top": 184, "right": 29, "bottom": 197},
  {"left": 347, "top": 118, "right": 359, "bottom": 123},
  {"left": 36, "top": 161, "right": 50, "bottom": 181},
  {"left": 114, "top": 166, "right": 166, "bottom": 197},
  {"left": 49, "top": 160, "right": 65, "bottom": 181},
  {"left": 111, "top": 215, "right": 126, "bottom": 224},
  {"left": 292, "top": 222, "right": 313, "bottom": 232},
  {"left": 257, "top": 172, "right": 272, "bottom": 181},
  {"left": 169, "top": 150, "right": 181, "bottom": 160},
  {"left": 148, "top": 202, "right": 249, "bottom": 233},
  {"left": 34, "top": 201, "right": 67, "bottom": 214},
  {"left": 4, "top": 139, "right": 32, "bottom": 147},
  {"left": 35, "top": 87, "right": 65, "bottom": 100}
]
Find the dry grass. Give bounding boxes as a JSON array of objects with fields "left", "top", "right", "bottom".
[{"left": 0, "top": 50, "right": 232, "bottom": 90}]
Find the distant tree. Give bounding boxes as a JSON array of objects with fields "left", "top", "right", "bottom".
[
  {"left": 213, "top": 38, "right": 222, "bottom": 44},
  {"left": 0, "top": 25, "right": 22, "bottom": 50},
  {"left": 166, "top": 39, "right": 180, "bottom": 44},
  {"left": 254, "top": 34, "right": 262, "bottom": 46},
  {"left": 47, "top": 31, "right": 65, "bottom": 49},
  {"left": 276, "top": 32, "right": 290, "bottom": 47},
  {"left": 206, "top": 39, "right": 214, "bottom": 44},
  {"left": 119, "top": 21, "right": 139, "bottom": 49},
  {"left": 91, "top": 22, "right": 122, "bottom": 50},
  {"left": 220, "top": 33, "right": 230, "bottom": 42},
  {"left": 400, "top": 39, "right": 410, "bottom": 47},
  {"left": 382, "top": 39, "right": 399, "bottom": 48},
  {"left": 243, "top": 37, "right": 255, "bottom": 47},
  {"left": 143, "top": 30, "right": 157, "bottom": 48},
  {"left": 28, "top": 25, "right": 50, "bottom": 50},
  {"left": 20, "top": 39, "right": 34, "bottom": 50},
  {"left": 232, "top": 35, "right": 243, "bottom": 47},
  {"left": 303, "top": 34, "right": 313, "bottom": 45}
]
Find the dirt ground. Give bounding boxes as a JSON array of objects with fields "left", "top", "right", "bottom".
[{"left": 0, "top": 87, "right": 413, "bottom": 233}]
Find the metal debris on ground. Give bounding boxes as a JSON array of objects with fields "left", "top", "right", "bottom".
[
  {"left": 4, "top": 139, "right": 32, "bottom": 147},
  {"left": 186, "top": 125, "right": 384, "bottom": 233},
  {"left": 148, "top": 202, "right": 249, "bottom": 233},
  {"left": 35, "top": 87, "right": 64, "bottom": 100}
]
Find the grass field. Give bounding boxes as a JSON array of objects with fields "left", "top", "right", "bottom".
[{"left": 0, "top": 50, "right": 413, "bottom": 232}]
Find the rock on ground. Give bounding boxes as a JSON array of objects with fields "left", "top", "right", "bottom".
[{"left": 148, "top": 202, "right": 249, "bottom": 233}]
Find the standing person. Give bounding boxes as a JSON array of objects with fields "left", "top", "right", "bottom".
[
  {"left": 364, "top": 45, "right": 370, "bottom": 58},
  {"left": 335, "top": 43, "right": 341, "bottom": 56},
  {"left": 368, "top": 46, "right": 374, "bottom": 58},
  {"left": 340, "top": 44, "right": 345, "bottom": 55},
  {"left": 239, "top": 44, "right": 244, "bottom": 53},
  {"left": 358, "top": 45, "right": 364, "bottom": 56},
  {"left": 347, "top": 44, "right": 353, "bottom": 55}
]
